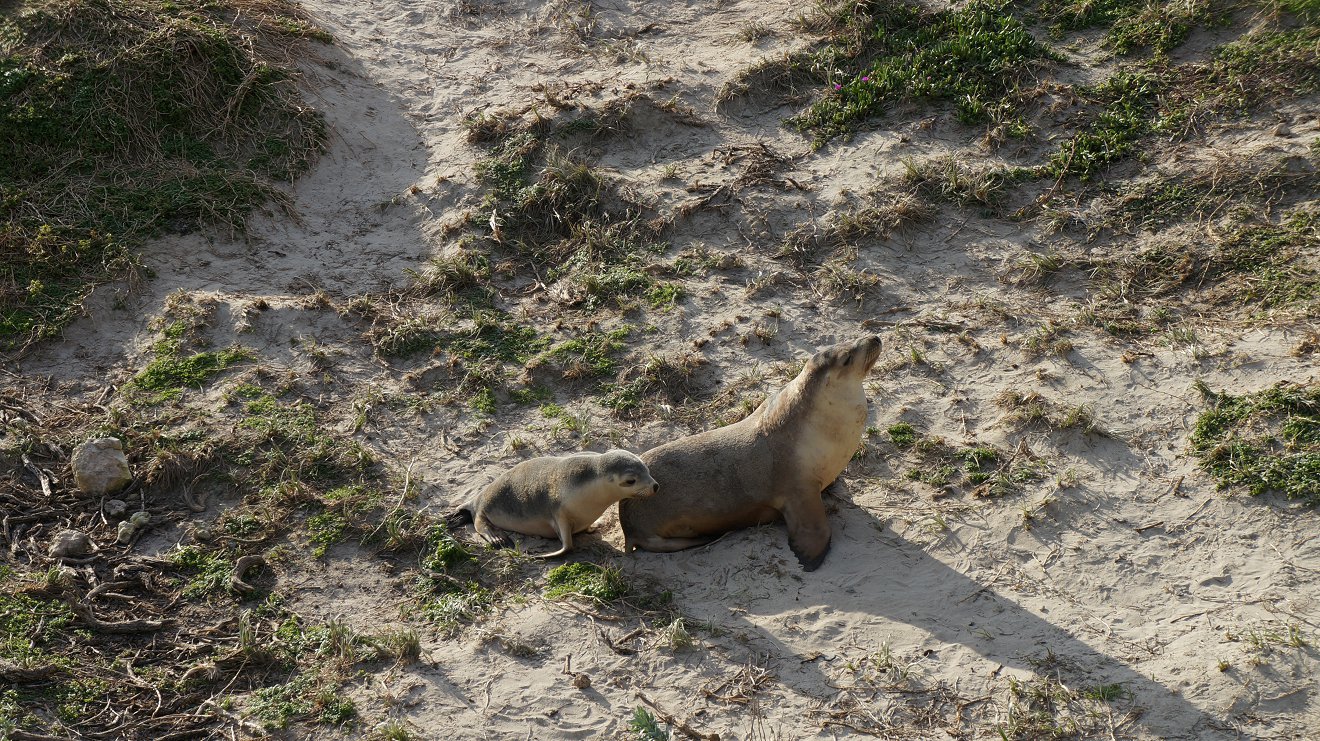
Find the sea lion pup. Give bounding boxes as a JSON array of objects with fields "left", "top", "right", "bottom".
[
  {"left": 446, "top": 450, "right": 658, "bottom": 558},
  {"left": 620, "top": 335, "right": 882, "bottom": 571}
]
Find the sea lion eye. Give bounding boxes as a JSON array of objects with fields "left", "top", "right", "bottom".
[{"left": 623, "top": 478, "right": 637, "bottom": 487}]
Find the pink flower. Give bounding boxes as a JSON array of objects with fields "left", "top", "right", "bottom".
[
  {"left": 861, "top": 76, "right": 870, "bottom": 82},
  {"left": 833, "top": 83, "right": 842, "bottom": 90}
]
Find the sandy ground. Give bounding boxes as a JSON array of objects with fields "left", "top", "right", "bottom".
[{"left": 16, "top": 0, "right": 1320, "bottom": 738}]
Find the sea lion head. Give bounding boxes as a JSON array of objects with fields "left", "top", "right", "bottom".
[
  {"left": 599, "top": 449, "right": 660, "bottom": 498},
  {"left": 805, "top": 335, "right": 882, "bottom": 383}
]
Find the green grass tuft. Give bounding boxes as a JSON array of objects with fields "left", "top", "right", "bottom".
[
  {"left": 0, "top": 584, "right": 76, "bottom": 665},
  {"left": 169, "top": 545, "right": 236, "bottom": 600},
  {"left": 423, "top": 525, "right": 475, "bottom": 571},
  {"left": 248, "top": 672, "right": 357, "bottom": 730}
]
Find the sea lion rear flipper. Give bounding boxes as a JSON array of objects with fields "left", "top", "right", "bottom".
[
  {"left": 444, "top": 507, "right": 474, "bottom": 531},
  {"left": 472, "top": 512, "right": 515, "bottom": 550},
  {"left": 782, "top": 491, "right": 832, "bottom": 572}
]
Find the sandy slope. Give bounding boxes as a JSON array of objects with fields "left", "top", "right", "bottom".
[{"left": 17, "top": 0, "right": 1320, "bottom": 738}]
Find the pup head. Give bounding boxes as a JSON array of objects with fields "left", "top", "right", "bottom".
[{"left": 600, "top": 449, "right": 660, "bottom": 498}]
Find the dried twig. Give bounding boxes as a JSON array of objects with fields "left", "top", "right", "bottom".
[{"left": 22, "top": 454, "right": 54, "bottom": 498}]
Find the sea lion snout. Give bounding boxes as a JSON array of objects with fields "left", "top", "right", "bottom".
[
  {"left": 855, "top": 334, "right": 882, "bottom": 368},
  {"left": 628, "top": 477, "right": 659, "bottom": 498}
]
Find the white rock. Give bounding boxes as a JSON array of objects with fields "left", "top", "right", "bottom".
[{"left": 71, "top": 438, "right": 132, "bottom": 496}]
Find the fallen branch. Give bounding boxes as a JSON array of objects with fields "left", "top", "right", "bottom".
[
  {"left": 67, "top": 599, "right": 170, "bottom": 634},
  {"left": 0, "top": 660, "right": 64, "bottom": 683}
]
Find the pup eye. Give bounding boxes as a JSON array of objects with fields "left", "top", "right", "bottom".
[{"left": 623, "top": 478, "right": 636, "bottom": 487}]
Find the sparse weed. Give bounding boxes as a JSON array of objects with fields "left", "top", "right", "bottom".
[
  {"left": 902, "top": 157, "right": 1033, "bottom": 211},
  {"left": 888, "top": 423, "right": 918, "bottom": 448},
  {"left": 997, "top": 390, "right": 1104, "bottom": 435},
  {"left": 629, "top": 706, "right": 669, "bottom": 741},
  {"left": 605, "top": 352, "right": 706, "bottom": 419},
  {"left": 1021, "top": 321, "right": 1074, "bottom": 358},
  {"left": 538, "top": 327, "right": 631, "bottom": 380},
  {"left": 659, "top": 617, "right": 698, "bottom": 651},
  {"left": 375, "top": 721, "right": 422, "bottom": 741}
]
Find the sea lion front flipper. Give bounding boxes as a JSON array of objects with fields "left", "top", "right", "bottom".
[
  {"left": 781, "top": 490, "right": 832, "bottom": 572},
  {"left": 626, "top": 533, "right": 720, "bottom": 553},
  {"left": 530, "top": 516, "right": 572, "bottom": 559},
  {"left": 472, "top": 512, "right": 515, "bottom": 550}
]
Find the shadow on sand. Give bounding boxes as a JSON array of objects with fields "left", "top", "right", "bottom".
[{"left": 694, "top": 502, "right": 1231, "bottom": 739}]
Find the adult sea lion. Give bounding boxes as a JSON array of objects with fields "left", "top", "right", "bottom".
[
  {"left": 447, "top": 450, "right": 658, "bottom": 558},
  {"left": 620, "top": 335, "right": 882, "bottom": 571}
]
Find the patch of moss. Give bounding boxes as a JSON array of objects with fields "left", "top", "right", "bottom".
[
  {"left": 169, "top": 545, "right": 235, "bottom": 599},
  {"left": 248, "top": 672, "right": 356, "bottom": 730},
  {"left": 131, "top": 345, "right": 250, "bottom": 403},
  {"left": 790, "top": 0, "right": 1058, "bottom": 143},
  {"left": 0, "top": 0, "right": 327, "bottom": 349},
  {"left": 543, "top": 562, "right": 630, "bottom": 602},
  {"left": 1191, "top": 383, "right": 1319, "bottom": 504}
]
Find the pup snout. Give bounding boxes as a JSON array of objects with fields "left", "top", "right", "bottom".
[{"left": 651, "top": 482, "right": 660, "bottom": 495}]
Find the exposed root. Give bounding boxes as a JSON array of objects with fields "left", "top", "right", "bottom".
[{"left": 229, "top": 554, "right": 268, "bottom": 594}]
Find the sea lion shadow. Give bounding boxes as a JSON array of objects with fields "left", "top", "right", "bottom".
[{"left": 720, "top": 505, "right": 1227, "bottom": 739}]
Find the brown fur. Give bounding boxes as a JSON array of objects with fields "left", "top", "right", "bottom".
[
  {"left": 619, "top": 336, "right": 882, "bottom": 571},
  {"left": 447, "top": 450, "right": 658, "bottom": 558}
]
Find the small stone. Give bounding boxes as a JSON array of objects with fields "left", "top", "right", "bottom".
[
  {"left": 71, "top": 438, "right": 132, "bottom": 496},
  {"left": 1272, "top": 122, "right": 1292, "bottom": 137},
  {"left": 117, "top": 521, "right": 137, "bottom": 544},
  {"left": 571, "top": 672, "right": 591, "bottom": 690},
  {"left": 129, "top": 511, "right": 151, "bottom": 527},
  {"left": 104, "top": 499, "right": 128, "bottom": 519},
  {"left": 49, "top": 529, "right": 93, "bottom": 558}
]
